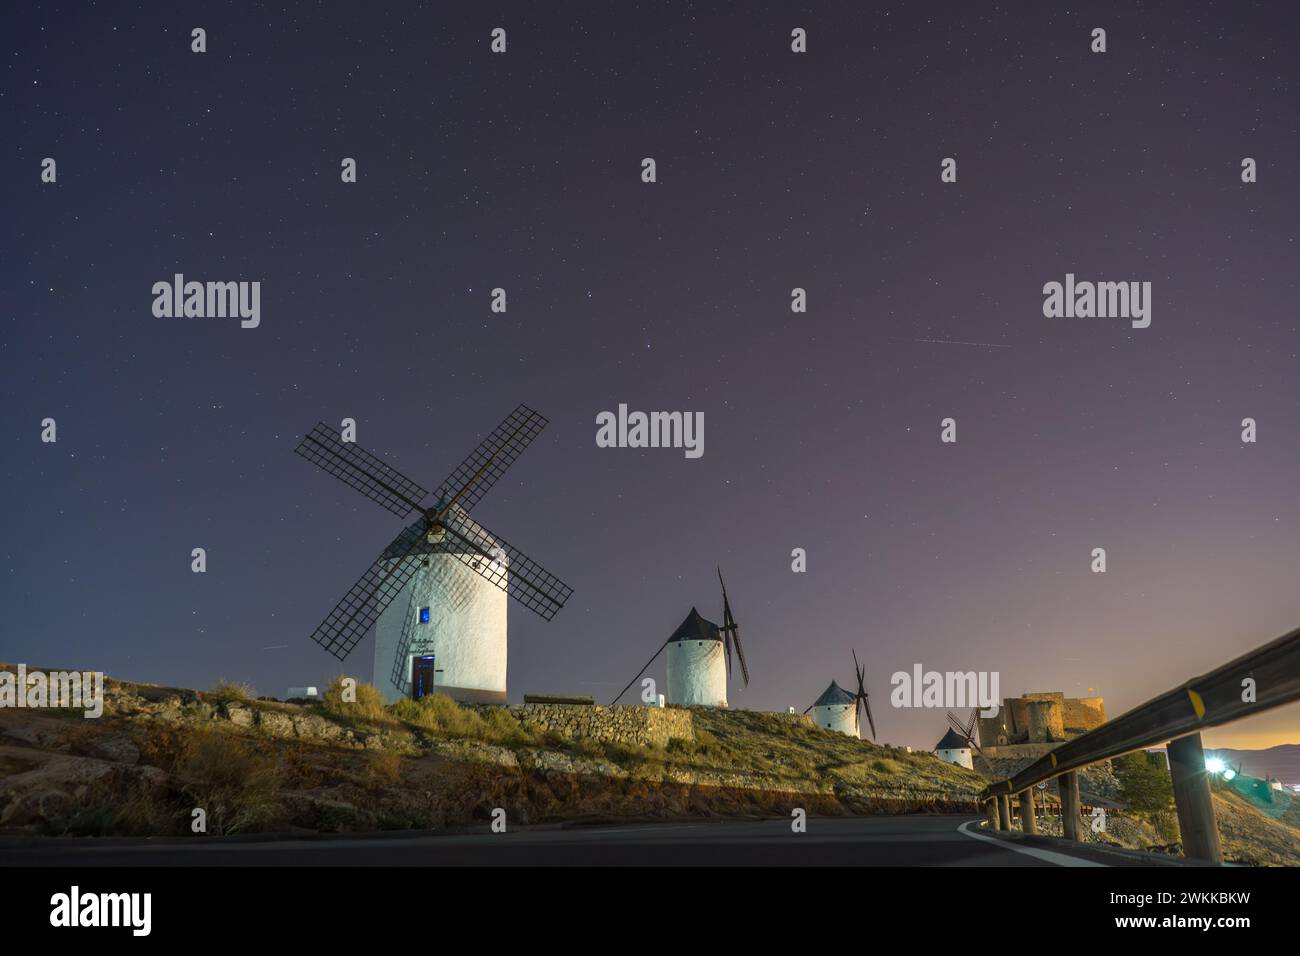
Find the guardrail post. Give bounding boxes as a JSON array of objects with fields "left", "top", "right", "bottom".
[
  {"left": 1019, "top": 789, "right": 1037, "bottom": 834},
  {"left": 997, "top": 793, "right": 1011, "bottom": 831},
  {"left": 1059, "top": 770, "right": 1082, "bottom": 841},
  {"left": 1166, "top": 732, "right": 1223, "bottom": 864},
  {"left": 985, "top": 799, "right": 1000, "bottom": 831}
]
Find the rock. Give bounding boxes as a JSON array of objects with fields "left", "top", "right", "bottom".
[
  {"left": 223, "top": 703, "right": 254, "bottom": 728},
  {"left": 256, "top": 710, "right": 296, "bottom": 738},
  {"left": 79, "top": 733, "right": 140, "bottom": 765}
]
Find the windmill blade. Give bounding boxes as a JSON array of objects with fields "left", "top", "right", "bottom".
[
  {"left": 431, "top": 404, "right": 548, "bottom": 516},
  {"left": 861, "top": 695, "right": 876, "bottom": 740},
  {"left": 946, "top": 710, "right": 966, "bottom": 734},
  {"left": 717, "top": 567, "right": 749, "bottom": 686},
  {"left": 964, "top": 709, "right": 979, "bottom": 738},
  {"left": 610, "top": 637, "right": 672, "bottom": 705},
  {"left": 295, "top": 422, "right": 430, "bottom": 518},
  {"left": 307, "top": 521, "right": 429, "bottom": 660},
  {"left": 803, "top": 702, "right": 815, "bottom": 715},
  {"left": 729, "top": 630, "right": 750, "bottom": 686},
  {"left": 439, "top": 508, "right": 573, "bottom": 621}
]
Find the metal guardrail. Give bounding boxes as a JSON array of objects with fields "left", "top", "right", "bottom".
[{"left": 981, "top": 624, "right": 1300, "bottom": 799}]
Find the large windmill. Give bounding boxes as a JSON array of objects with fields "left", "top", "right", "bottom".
[
  {"left": 806, "top": 650, "right": 876, "bottom": 739},
  {"left": 294, "top": 404, "right": 573, "bottom": 704},
  {"left": 611, "top": 567, "right": 749, "bottom": 707}
]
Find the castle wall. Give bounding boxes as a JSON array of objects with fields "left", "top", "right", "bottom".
[{"left": 1062, "top": 696, "right": 1106, "bottom": 732}]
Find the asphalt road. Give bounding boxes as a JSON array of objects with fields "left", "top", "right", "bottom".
[{"left": 0, "top": 815, "right": 1161, "bottom": 866}]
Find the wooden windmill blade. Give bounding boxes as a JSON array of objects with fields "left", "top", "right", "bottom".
[
  {"left": 853, "top": 650, "right": 876, "bottom": 740},
  {"left": 296, "top": 404, "right": 573, "bottom": 666},
  {"left": 439, "top": 510, "right": 574, "bottom": 621},
  {"left": 430, "top": 404, "right": 548, "bottom": 515},
  {"left": 295, "top": 422, "right": 430, "bottom": 518},
  {"left": 718, "top": 566, "right": 749, "bottom": 686},
  {"left": 305, "top": 521, "right": 431, "bottom": 661}
]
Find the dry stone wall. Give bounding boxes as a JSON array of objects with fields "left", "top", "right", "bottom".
[{"left": 509, "top": 703, "right": 694, "bottom": 748}]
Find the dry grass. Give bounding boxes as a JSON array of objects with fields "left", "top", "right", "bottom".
[
  {"left": 206, "top": 679, "right": 254, "bottom": 701},
  {"left": 320, "top": 676, "right": 389, "bottom": 723},
  {"left": 174, "top": 728, "right": 284, "bottom": 834},
  {"left": 390, "top": 694, "right": 535, "bottom": 746}
]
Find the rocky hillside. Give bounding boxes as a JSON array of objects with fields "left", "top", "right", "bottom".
[{"left": 0, "top": 668, "right": 982, "bottom": 837}]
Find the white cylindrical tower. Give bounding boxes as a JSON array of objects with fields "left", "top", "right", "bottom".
[
  {"left": 373, "top": 508, "right": 509, "bottom": 705},
  {"left": 665, "top": 607, "right": 727, "bottom": 707},
  {"left": 810, "top": 682, "right": 858, "bottom": 735},
  {"left": 934, "top": 729, "right": 975, "bottom": 770}
]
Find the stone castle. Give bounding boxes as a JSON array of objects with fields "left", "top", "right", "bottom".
[{"left": 978, "top": 692, "right": 1105, "bottom": 751}]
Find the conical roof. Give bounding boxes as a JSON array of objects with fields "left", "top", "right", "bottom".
[
  {"left": 813, "top": 681, "right": 856, "bottom": 707},
  {"left": 668, "top": 607, "right": 722, "bottom": 643},
  {"left": 935, "top": 728, "right": 969, "bottom": 751},
  {"left": 381, "top": 503, "right": 498, "bottom": 560}
]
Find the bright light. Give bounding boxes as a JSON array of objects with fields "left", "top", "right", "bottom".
[
  {"left": 1222, "top": 769, "right": 1237, "bottom": 781},
  {"left": 1205, "top": 757, "right": 1226, "bottom": 774}
]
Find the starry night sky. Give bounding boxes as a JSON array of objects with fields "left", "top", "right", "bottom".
[{"left": 4, "top": 1, "right": 1299, "bottom": 751}]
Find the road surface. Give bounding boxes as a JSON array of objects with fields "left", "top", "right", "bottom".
[{"left": 0, "top": 814, "right": 1164, "bottom": 866}]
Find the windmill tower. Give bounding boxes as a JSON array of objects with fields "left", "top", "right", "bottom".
[
  {"left": 806, "top": 650, "right": 876, "bottom": 739},
  {"left": 294, "top": 405, "right": 574, "bottom": 705},
  {"left": 935, "top": 709, "right": 980, "bottom": 769},
  {"left": 613, "top": 567, "right": 749, "bottom": 708}
]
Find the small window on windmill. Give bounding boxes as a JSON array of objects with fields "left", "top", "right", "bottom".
[{"left": 419, "top": 607, "right": 431, "bottom": 624}]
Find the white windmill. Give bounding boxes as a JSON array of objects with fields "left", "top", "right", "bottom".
[
  {"left": 612, "top": 568, "right": 749, "bottom": 708},
  {"left": 294, "top": 405, "right": 574, "bottom": 705},
  {"left": 806, "top": 650, "right": 876, "bottom": 739}
]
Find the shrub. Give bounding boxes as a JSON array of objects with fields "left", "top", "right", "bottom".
[
  {"left": 175, "top": 729, "right": 283, "bottom": 834},
  {"left": 363, "top": 750, "right": 404, "bottom": 789},
  {"left": 390, "top": 693, "right": 533, "bottom": 746},
  {"left": 207, "top": 679, "right": 254, "bottom": 701},
  {"left": 321, "top": 676, "right": 388, "bottom": 723}
]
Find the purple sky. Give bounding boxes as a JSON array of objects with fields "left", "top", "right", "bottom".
[{"left": 4, "top": 1, "right": 1298, "bottom": 750}]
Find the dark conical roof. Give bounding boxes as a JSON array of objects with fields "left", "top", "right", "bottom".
[
  {"left": 935, "top": 728, "right": 970, "bottom": 751},
  {"left": 668, "top": 607, "right": 722, "bottom": 643},
  {"left": 813, "top": 681, "right": 856, "bottom": 707},
  {"left": 380, "top": 504, "right": 498, "bottom": 561}
]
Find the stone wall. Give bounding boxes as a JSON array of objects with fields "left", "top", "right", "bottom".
[
  {"left": 1062, "top": 696, "right": 1105, "bottom": 733},
  {"left": 509, "top": 703, "right": 694, "bottom": 749}
]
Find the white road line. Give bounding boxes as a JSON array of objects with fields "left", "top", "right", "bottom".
[{"left": 957, "top": 821, "right": 1107, "bottom": 867}]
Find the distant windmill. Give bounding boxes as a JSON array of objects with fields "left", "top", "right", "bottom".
[
  {"left": 611, "top": 566, "right": 749, "bottom": 707},
  {"left": 945, "top": 709, "right": 983, "bottom": 756},
  {"left": 935, "top": 708, "right": 980, "bottom": 769},
  {"left": 294, "top": 404, "right": 573, "bottom": 704},
  {"left": 805, "top": 650, "right": 876, "bottom": 740}
]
